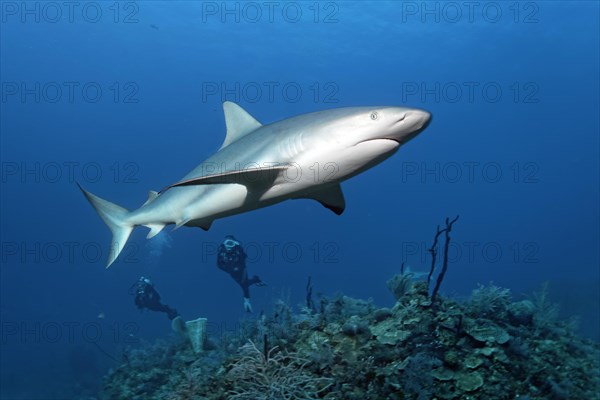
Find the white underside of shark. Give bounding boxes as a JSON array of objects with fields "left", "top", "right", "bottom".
[{"left": 79, "top": 102, "right": 431, "bottom": 267}]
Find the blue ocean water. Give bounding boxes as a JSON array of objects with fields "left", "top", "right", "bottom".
[{"left": 0, "top": 1, "right": 598, "bottom": 398}]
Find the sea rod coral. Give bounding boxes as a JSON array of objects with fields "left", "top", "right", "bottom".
[{"left": 225, "top": 339, "right": 333, "bottom": 400}]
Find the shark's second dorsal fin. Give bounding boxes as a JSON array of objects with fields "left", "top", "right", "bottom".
[
  {"left": 142, "top": 190, "right": 159, "bottom": 206},
  {"left": 220, "top": 102, "right": 262, "bottom": 149}
]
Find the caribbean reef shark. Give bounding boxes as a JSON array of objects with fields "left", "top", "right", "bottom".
[{"left": 79, "top": 102, "right": 431, "bottom": 267}]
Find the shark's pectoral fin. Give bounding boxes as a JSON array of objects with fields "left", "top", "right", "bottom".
[
  {"left": 299, "top": 184, "right": 346, "bottom": 215},
  {"left": 220, "top": 102, "right": 262, "bottom": 150},
  {"left": 162, "top": 165, "right": 288, "bottom": 192},
  {"left": 144, "top": 223, "right": 166, "bottom": 239}
]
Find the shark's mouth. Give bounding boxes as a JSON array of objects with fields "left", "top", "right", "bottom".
[
  {"left": 384, "top": 137, "right": 404, "bottom": 144},
  {"left": 356, "top": 138, "right": 402, "bottom": 152},
  {"left": 357, "top": 138, "right": 403, "bottom": 147}
]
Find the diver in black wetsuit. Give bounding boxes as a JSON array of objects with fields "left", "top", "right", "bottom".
[
  {"left": 130, "top": 277, "right": 179, "bottom": 320},
  {"left": 217, "top": 235, "right": 266, "bottom": 312}
]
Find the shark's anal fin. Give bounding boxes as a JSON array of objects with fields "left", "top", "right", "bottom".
[
  {"left": 220, "top": 102, "right": 262, "bottom": 149},
  {"left": 162, "top": 165, "right": 288, "bottom": 192},
  {"left": 144, "top": 223, "right": 166, "bottom": 239},
  {"left": 298, "top": 184, "right": 346, "bottom": 215}
]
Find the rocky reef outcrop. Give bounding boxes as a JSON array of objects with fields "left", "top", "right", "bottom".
[{"left": 103, "top": 278, "right": 600, "bottom": 399}]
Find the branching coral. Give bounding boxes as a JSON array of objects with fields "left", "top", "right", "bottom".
[
  {"left": 427, "top": 215, "right": 460, "bottom": 306},
  {"left": 387, "top": 272, "right": 414, "bottom": 300},
  {"left": 469, "top": 283, "right": 512, "bottom": 318},
  {"left": 226, "top": 340, "right": 333, "bottom": 400},
  {"left": 532, "top": 282, "right": 560, "bottom": 328}
]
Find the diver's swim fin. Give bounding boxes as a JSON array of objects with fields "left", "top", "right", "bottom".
[{"left": 171, "top": 316, "right": 187, "bottom": 335}]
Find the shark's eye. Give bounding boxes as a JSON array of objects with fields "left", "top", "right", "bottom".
[{"left": 370, "top": 112, "right": 378, "bottom": 120}]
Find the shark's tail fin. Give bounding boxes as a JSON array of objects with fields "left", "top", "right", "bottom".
[{"left": 77, "top": 183, "right": 134, "bottom": 268}]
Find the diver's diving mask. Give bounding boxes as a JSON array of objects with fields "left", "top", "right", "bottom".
[{"left": 223, "top": 238, "right": 239, "bottom": 251}]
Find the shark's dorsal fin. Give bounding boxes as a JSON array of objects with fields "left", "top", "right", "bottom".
[
  {"left": 298, "top": 184, "right": 346, "bottom": 215},
  {"left": 220, "top": 102, "right": 262, "bottom": 149},
  {"left": 142, "top": 190, "right": 159, "bottom": 206}
]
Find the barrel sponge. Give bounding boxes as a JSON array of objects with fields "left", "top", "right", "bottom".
[{"left": 185, "top": 317, "right": 208, "bottom": 353}]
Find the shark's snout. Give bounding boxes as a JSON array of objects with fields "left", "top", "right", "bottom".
[
  {"left": 387, "top": 109, "right": 431, "bottom": 144},
  {"left": 407, "top": 109, "right": 431, "bottom": 131}
]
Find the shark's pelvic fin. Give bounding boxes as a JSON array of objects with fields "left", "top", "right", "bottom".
[
  {"left": 77, "top": 183, "right": 134, "bottom": 268},
  {"left": 163, "top": 165, "right": 288, "bottom": 191},
  {"left": 300, "top": 184, "right": 346, "bottom": 215},
  {"left": 144, "top": 223, "right": 166, "bottom": 239},
  {"left": 172, "top": 218, "right": 212, "bottom": 231},
  {"left": 142, "top": 190, "right": 159, "bottom": 206},
  {"left": 172, "top": 218, "right": 211, "bottom": 231},
  {"left": 220, "top": 101, "right": 262, "bottom": 149},
  {"left": 173, "top": 217, "right": 191, "bottom": 230}
]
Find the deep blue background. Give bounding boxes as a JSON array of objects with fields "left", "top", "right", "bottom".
[{"left": 1, "top": 2, "right": 599, "bottom": 398}]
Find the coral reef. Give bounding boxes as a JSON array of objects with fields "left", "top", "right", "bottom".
[{"left": 102, "top": 279, "right": 600, "bottom": 400}]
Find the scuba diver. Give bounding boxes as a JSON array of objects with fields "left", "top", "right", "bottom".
[
  {"left": 217, "top": 235, "right": 266, "bottom": 312},
  {"left": 130, "top": 276, "right": 179, "bottom": 320}
]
